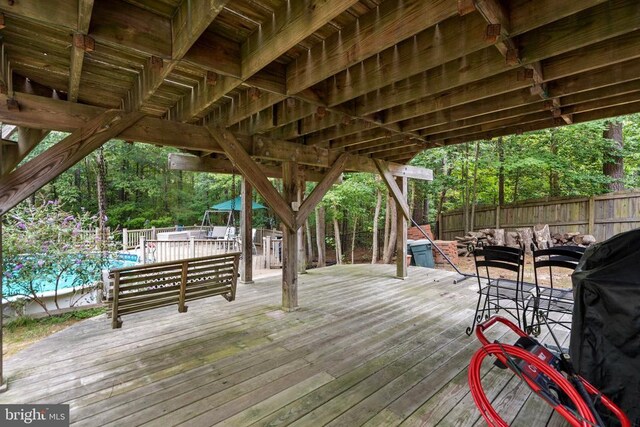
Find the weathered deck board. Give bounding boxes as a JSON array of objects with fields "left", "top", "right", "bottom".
[{"left": 2, "top": 265, "right": 569, "bottom": 426}]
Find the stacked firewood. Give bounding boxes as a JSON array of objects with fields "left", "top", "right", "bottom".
[{"left": 455, "top": 224, "right": 596, "bottom": 257}]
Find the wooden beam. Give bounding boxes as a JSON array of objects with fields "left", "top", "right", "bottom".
[
  {"left": 130, "top": 0, "right": 229, "bottom": 112},
  {"left": 0, "top": 0, "right": 77, "bottom": 29},
  {"left": 439, "top": 100, "right": 640, "bottom": 147},
  {"left": 68, "top": 33, "right": 94, "bottom": 102},
  {"left": 355, "top": 0, "right": 640, "bottom": 119},
  {"left": 374, "top": 159, "right": 411, "bottom": 220},
  {"left": 241, "top": 0, "right": 359, "bottom": 81},
  {"left": 281, "top": 161, "right": 299, "bottom": 311},
  {"left": 172, "top": 0, "right": 357, "bottom": 123},
  {"left": 0, "top": 110, "right": 144, "bottom": 214},
  {"left": 167, "top": 153, "right": 327, "bottom": 182},
  {"left": 89, "top": 0, "right": 172, "bottom": 58},
  {"left": 68, "top": 0, "right": 94, "bottom": 102},
  {"left": 0, "top": 92, "right": 432, "bottom": 177},
  {"left": 320, "top": 0, "right": 605, "bottom": 109},
  {"left": 1, "top": 127, "right": 48, "bottom": 175},
  {"left": 287, "top": 0, "right": 459, "bottom": 95},
  {"left": 208, "top": 126, "right": 296, "bottom": 231},
  {"left": 297, "top": 153, "right": 348, "bottom": 226}
]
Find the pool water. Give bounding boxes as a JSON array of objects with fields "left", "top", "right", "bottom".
[{"left": 4, "top": 255, "right": 137, "bottom": 297}]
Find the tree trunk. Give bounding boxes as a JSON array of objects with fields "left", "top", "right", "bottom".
[
  {"left": 549, "top": 130, "right": 560, "bottom": 197},
  {"left": 463, "top": 143, "right": 470, "bottom": 233},
  {"left": 96, "top": 147, "right": 108, "bottom": 246},
  {"left": 333, "top": 215, "right": 342, "bottom": 265},
  {"left": 351, "top": 217, "right": 357, "bottom": 264},
  {"left": 470, "top": 141, "right": 480, "bottom": 232},
  {"left": 497, "top": 137, "right": 505, "bottom": 206},
  {"left": 436, "top": 153, "right": 450, "bottom": 237},
  {"left": 383, "top": 193, "right": 390, "bottom": 259},
  {"left": 371, "top": 187, "right": 382, "bottom": 264},
  {"left": 603, "top": 121, "right": 625, "bottom": 192},
  {"left": 315, "top": 206, "right": 326, "bottom": 267},
  {"left": 305, "top": 218, "right": 313, "bottom": 264},
  {"left": 383, "top": 200, "right": 397, "bottom": 264}
]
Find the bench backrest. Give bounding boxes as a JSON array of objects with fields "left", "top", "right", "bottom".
[{"left": 109, "top": 252, "right": 240, "bottom": 328}]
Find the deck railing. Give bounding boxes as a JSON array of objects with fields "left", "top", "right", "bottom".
[
  {"left": 122, "top": 226, "right": 201, "bottom": 249},
  {"left": 140, "top": 238, "right": 239, "bottom": 264}
]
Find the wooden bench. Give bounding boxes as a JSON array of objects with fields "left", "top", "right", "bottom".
[{"left": 108, "top": 252, "right": 240, "bottom": 328}]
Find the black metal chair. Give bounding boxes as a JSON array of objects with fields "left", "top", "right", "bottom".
[
  {"left": 466, "top": 244, "right": 532, "bottom": 335},
  {"left": 526, "top": 244, "right": 586, "bottom": 335}
]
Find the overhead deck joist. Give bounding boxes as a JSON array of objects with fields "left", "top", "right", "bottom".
[{"left": 0, "top": 0, "right": 638, "bottom": 333}]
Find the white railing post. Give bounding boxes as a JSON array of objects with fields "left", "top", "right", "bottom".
[
  {"left": 122, "top": 228, "right": 128, "bottom": 249},
  {"left": 140, "top": 236, "right": 147, "bottom": 264},
  {"left": 189, "top": 237, "right": 196, "bottom": 258},
  {"left": 265, "top": 236, "right": 271, "bottom": 269}
]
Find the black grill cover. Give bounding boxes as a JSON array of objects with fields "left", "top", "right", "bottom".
[{"left": 570, "top": 228, "right": 640, "bottom": 427}]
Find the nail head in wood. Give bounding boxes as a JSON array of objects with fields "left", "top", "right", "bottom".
[{"left": 316, "top": 106, "right": 326, "bottom": 119}]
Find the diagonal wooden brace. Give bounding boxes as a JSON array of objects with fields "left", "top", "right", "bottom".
[
  {"left": 296, "top": 153, "right": 348, "bottom": 226},
  {"left": 0, "top": 110, "right": 145, "bottom": 214},
  {"left": 208, "top": 125, "right": 297, "bottom": 231},
  {"left": 374, "top": 158, "right": 411, "bottom": 220}
]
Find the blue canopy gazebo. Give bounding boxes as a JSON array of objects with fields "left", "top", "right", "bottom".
[
  {"left": 202, "top": 196, "right": 267, "bottom": 232},
  {"left": 209, "top": 196, "right": 266, "bottom": 212}
]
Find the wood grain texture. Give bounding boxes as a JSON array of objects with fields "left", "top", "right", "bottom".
[
  {"left": 208, "top": 126, "right": 296, "bottom": 231},
  {"left": 375, "top": 159, "right": 411, "bottom": 220},
  {"left": 297, "top": 153, "right": 348, "bottom": 225},
  {"left": 0, "top": 110, "right": 144, "bottom": 214}
]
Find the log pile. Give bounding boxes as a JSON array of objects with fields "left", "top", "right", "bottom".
[{"left": 455, "top": 224, "right": 596, "bottom": 257}]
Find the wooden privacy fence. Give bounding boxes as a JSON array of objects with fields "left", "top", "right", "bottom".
[
  {"left": 140, "top": 238, "right": 239, "bottom": 264},
  {"left": 439, "top": 191, "right": 640, "bottom": 242},
  {"left": 108, "top": 252, "right": 240, "bottom": 328}
]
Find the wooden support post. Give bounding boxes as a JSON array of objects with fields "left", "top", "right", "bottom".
[
  {"left": 0, "top": 218, "right": 5, "bottom": 391},
  {"left": 297, "top": 175, "right": 306, "bottom": 274},
  {"left": 189, "top": 237, "right": 195, "bottom": 258},
  {"left": 396, "top": 176, "right": 408, "bottom": 279},
  {"left": 140, "top": 236, "right": 146, "bottom": 264},
  {"left": 178, "top": 261, "right": 188, "bottom": 313},
  {"left": 240, "top": 177, "right": 254, "bottom": 283},
  {"left": 588, "top": 196, "right": 595, "bottom": 235},
  {"left": 265, "top": 236, "right": 272, "bottom": 269},
  {"left": 281, "top": 161, "right": 299, "bottom": 311},
  {"left": 111, "top": 271, "right": 122, "bottom": 329}
]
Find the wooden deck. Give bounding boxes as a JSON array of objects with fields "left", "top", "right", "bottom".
[{"left": 2, "top": 265, "right": 569, "bottom": 426}]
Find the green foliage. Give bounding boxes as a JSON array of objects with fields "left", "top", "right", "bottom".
[
  {"left": 410, "top": 115, "right": 640, "bottom": 221},
  {"left": 4, "top": 307, "right": 107, "bottom": 332},
  {"left": 2, "top": 198, "right": 117, "bottom": 315}
]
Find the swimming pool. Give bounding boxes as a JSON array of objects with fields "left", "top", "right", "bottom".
[
  {"left": 3, "top": 253, "right": 138, "bottom": 317},
  {"left": 4, "top": 255, "right": 137, "bottom": 297}
]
